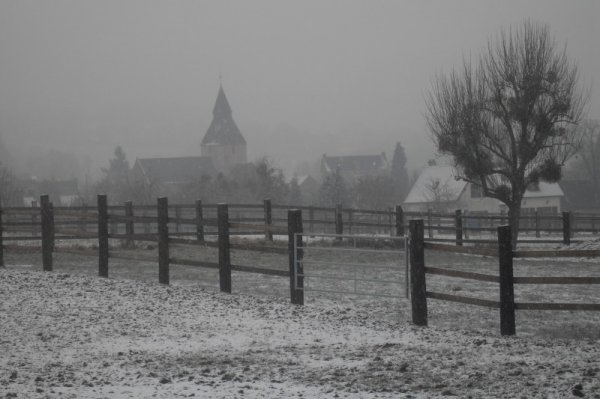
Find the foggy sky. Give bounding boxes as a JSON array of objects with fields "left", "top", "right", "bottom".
[{"left": 0, "top": 0, "right": 598, "bottom": 179}]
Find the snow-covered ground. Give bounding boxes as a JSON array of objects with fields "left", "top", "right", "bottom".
[{"left": 1, "top": 266, "right": 599, "bottom": 398}]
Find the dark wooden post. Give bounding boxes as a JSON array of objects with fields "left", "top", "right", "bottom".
[
  {"left": 97, "top": 194, "right": 109, "bottom": 278},
  {"left": 217, "top": 203, "right": 231, "bottom": 293},
  {"left": 455, "top": 209, "right": 463, "bottom": 246},
  {"left": 335, "top": 203, "right": 343, "bottom": 240},
  {"left": 195, "top": 200, "right": 204, "bottom": 243},
  {"left": 0, "top": 206, "right": 4, "bottom": 267},
  {"left": 562, "top": 211, "right": 571, "bottom": 246},
  {"left": 157, "top": 197, "right": 170, "bottom": 285},
  {"left": 498, "top": 225, "right": 515, "bottom": 336},
  {"left": 409, "top": 219, "right": 427, "bottom": 326},
  {"left": 288, "top": 209, "right": 304, "bottom": 305},
  {"left": 427, "top": 208, "right": 433, "bottom": 238},
  {"left": 40, "top": 195, "right": 53, "bottom": 272},
  {"left": 124, "top": 200, "right": 134, "bottom": 248},
  {"left": 263, "top": 199, "right": 273, "bottom": 241},
  {"left": 395, "top": 205, "right": 405, "bottom": 237}
]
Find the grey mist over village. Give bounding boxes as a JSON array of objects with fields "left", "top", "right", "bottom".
[{"left": 1, "top": 1, "right": 600, "bottom": 398}]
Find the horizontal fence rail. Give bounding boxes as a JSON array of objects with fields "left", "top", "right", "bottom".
[{"left": 409, "top": 219, "right": 600, "bottom": 336}]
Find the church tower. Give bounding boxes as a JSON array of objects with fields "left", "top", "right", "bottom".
[{"left": 201, "top": 85, "right": 247, "bottom": 174}]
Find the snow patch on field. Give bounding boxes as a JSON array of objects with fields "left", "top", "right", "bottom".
[{"left": 1, "top": 268, "right": 599, "bottom": 398}]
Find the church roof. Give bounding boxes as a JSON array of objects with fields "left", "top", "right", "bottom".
[
  {"left": 134, "top": 157, "right": 216, "bottom": 184},
  {"left": 201, "top": 85, "right": 246, "bottom": 146}
]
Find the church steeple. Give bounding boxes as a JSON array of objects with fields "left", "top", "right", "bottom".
[
  {"left": 201, "top": 84, "right": 247, "bottom": 173},
  {"left": 212, "top": 85, "right": 232, "bottom": 118}
]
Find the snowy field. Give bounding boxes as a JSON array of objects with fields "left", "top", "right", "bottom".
[{"left": 2, "top": 239, "right": 600, "bottom": 398}]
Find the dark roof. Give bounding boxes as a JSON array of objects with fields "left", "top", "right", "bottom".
[
  {"left": 201, "top": 86, "right": 246, "bottom": 146},
  {"left": 559, "top": 180, "right": 600, "bottom": 211},
  {"left": 136, "top": 157, "right": 216, "bottom": 184},
  {"left": 322, "top": 154, "right": 388, "bottom": 174}
]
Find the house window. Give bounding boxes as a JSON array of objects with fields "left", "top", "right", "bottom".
[{"left": 470, "top": 184, "right": 483, "bottom": 198}]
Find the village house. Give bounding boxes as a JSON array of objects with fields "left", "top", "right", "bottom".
[
  {"left": 131, "top": 157, "right": 216, "bottom": 190},
  {"left": 403, "top": 165, "right": 564, "bottom": 218},
  {"left": 320, "top": 153, "right": 389, "bottom": 183},
  {"left": 22, "top": 178, "right": 80, "bottom": 206}
]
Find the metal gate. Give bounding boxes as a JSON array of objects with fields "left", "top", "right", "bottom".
[{"left": 293, "top": 233, "right": 409, "bottom": 300}]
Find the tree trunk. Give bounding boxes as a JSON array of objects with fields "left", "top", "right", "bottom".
[{"left": 507, "top": 200, "right": 522, "bottom": 249}]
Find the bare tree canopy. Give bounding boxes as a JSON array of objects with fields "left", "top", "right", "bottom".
[{"left": 425, "top": 20, "right": 587, "bottom": 246}]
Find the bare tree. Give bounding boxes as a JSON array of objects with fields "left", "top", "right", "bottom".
[{"left": 426, "top": 21, "right": 587, "bottom": 247}]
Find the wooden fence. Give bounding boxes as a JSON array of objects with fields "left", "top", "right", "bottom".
[
  {"left": 1, "top": 197, "right": 597, "bottom": 246},
  {"left": 0, "top": 195, "right": 306, "bottom": 305},
  {"left": 2, "top": 195, "right": 600, "bottom": 334},
  {"left": 409, "top": 219, "right": 600, "bottom": 336}
]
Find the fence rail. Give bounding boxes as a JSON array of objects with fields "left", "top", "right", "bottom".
[
  {"left": 410, "top": 219, "right": 600, "bottom": 336},
  {"left": 4, "top": 198, "right": 600, "bottom": 246}
]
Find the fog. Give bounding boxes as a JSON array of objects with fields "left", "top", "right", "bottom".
[{"left": 0, "top": 0, "right": 598, "bottom": 180}]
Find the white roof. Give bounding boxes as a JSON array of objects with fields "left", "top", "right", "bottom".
[
  {"left": 404, "top": 166, "right": 467, "bottom": 204},
  {"left": 404, "top": 165, "right": 563, "bottom": 204},
  {"left": 524, "top": 181, "right": 564, "bottom": 198}
]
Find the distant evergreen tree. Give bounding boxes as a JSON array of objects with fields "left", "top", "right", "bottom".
[
  {"left": 97, "top": 146, "right": 132, "bottom": 203},
  {"left": 252, "top": 157, "right": 289, "bottom": 203},
  {"left": 390, "top": 142, "right": 410, "bottom": 202},
  {"left": 287, "top": 176, "right": 303, "bottom": 205},
  {"left": 319, "top": 168, "right": 349, "bottom": 207}
]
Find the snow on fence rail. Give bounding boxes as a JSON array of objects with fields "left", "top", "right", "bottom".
[{"left": 409, "top": 219, "right": 600, "bottom": 336}]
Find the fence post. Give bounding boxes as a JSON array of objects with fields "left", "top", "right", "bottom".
[
  {"left": 409, "top": 219, "right": 427, "bottom": 326},
  {"left": 288, "top": 209, "right": 304, "bottom": 305},
  {"left": 427, "top": 208, "right": 433, "bottom": 239},
  {"left": 0, "top": 205, "right": 4, "bottom": 267},
  {"left": 195, "top": 200, "right": 204, "bottom": 243},
  {"left": 395, "top": 205, "right": 405, "bottom": 237},
  {"left": 97, "top": 194, "right": 109, "bottom": 278},
  {"left": 535, "top": 210, "right": 540, "bottom": 238},
  {"left": 562, "top": 211, "right": 571, "bottom": 246},
  {"left": 217, "top": 203, "right": 231, "bottom": 293},
  {"left": 124, "top": 200, "right": 134, "bottom": 248},
  {"left": 157, "top": 197, "right": 170, "bottom": 285},
  {"left": 40, "top": 195, "right": 53, "bottom": 272},
  {"left": 455, "top": 209, "right": 463, "bottom": 246},
  {"left": 264, "top": 199, "right": 273, "bottom": 241},
  {"left": 498, "top": 225, "right": 515, "bottom": 336},
  {"left": 335, "top": 203, "right": 343, "bottom": 240},
  {"left": 309, "top": 207, "right": 314, "bottom": 232}
]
